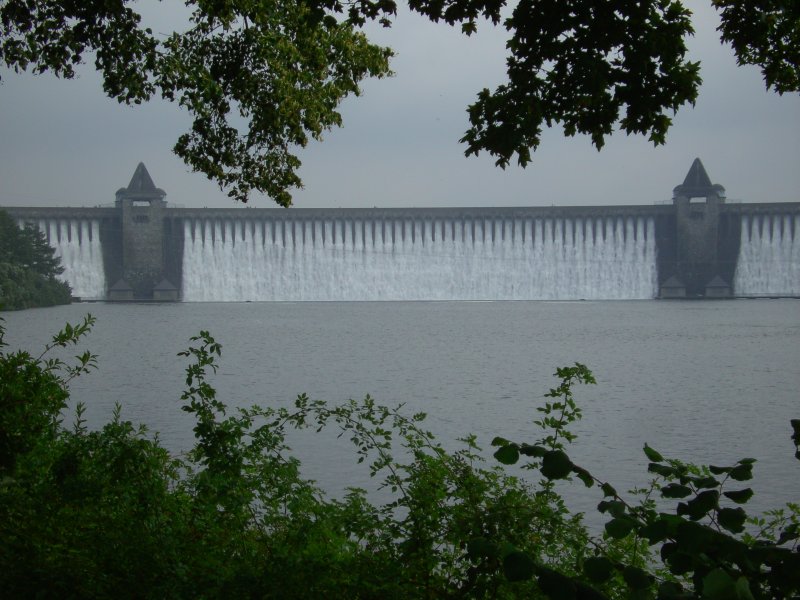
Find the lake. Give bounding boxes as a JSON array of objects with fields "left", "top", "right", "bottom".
[{"left": 3, "top": 299, "right": 798, "bottom": 519}]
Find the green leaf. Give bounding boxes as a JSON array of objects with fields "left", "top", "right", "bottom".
[
  {"left": 733, "top": 576, "right": 755, "bottom": 600},
  {"left": 790, "top": 419, "right": 800, "bottom": 444},
  {"left": 718, "top": 507, "right": 747, "bottom": 533},
  {"left": 597, "top": 500, "right": 626, "bottom": 518},
  {"left": 665, "top": 551, "right": 694, "bottom": 575},
  {"left": 643, "top": 443, "right": 664, "bottom": 462},
  {"left": 491, "top": 436, "right": 510, "bottom": 447},
  {"left": 605, "top": 518, "right": 635, "bottom": 539},
  {"left": 499, "top": 541, "right": 518, "bottom": 558},
  {"left": 503, "top": 550, "right": 536, "bottom": 582},
  {"left": 601, "top": 482, "right": 617, "bottom": 497},
  {"left": 622, "top": 565, "right": 650, "bottom": 590},
  {"left": 661, "top": 483, "right": 692, "bottom": 498},
  {"left": 709, "top": 465, "right": 731, "bottom": 475},
  {"left": 572, "top": 465, "right": 594, "bottom": 488},
  {"left": 467, "top": 537, "right": 497, "bottom": 560},
  {"left": 680, "top": 490, "right": 719, "bottom": 520},
  {"left": 648, "top": 463, "right": 676, "bottom": 477},
  {"left": 519, "top": 443, "right": 546, "bottom": 457},
  {"left": 692, "top": 476, "right": 720, "bottom": 489},
  {"left": 574, "top": 581, "right": 606, "bottom": 600},
  {"left": 702, "top": 568, "right": 735, "bottom": 599},
  {"left": 658, "top": 581, "right": 686, "bottom": 599},
  {"left": 536, "top": 567, "right": 576, "bottom": 600},
  {"left": 640, "top": 518, "right": 672, "bottom": 543},
  {"left": 777, "top": 523, "right": 799, "bottom": 545},
  {"left": 660, "top": 541, "right": 677, "bottom": 560},
  {"left": 583, "top": 556, "right": 613, "bottom": 583},
  {"left": 676, "top": 521, "right": 748, "bottom": 561},
  {"left": 541, "top": 450, "right": 573, "bottom": 479},
  {"left": 723, "top": 488, "right": 753, "bottom": 504},
  {"left": 493, "top": 444, "right": 520, "bottom": 465},
  {"left": 729, "top": 463, "right": 753, "bottom": 481}
]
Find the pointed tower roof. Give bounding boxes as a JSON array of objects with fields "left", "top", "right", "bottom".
[
  {"left": 672, "top": 158, "right": 725, "bottom": 199},
  {"left": 127, "top": 162, "right": 157, "bottom": 192},
  {"left": 705, "top": 275, "right": 729, "bottom": 289},
  {"left": 116, "top": 162, "right": 166, "bottom": 201},
  {"left": 661, "top": 275, "right": 685, "bottom": 289},
  {"left": 153, "top": 278, "right": 177, "bottom": 291},
  {"left": 109, "top": 279, "right": 133, "bottom": 291}
]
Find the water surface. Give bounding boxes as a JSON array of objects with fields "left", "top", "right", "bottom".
[{"left": 4, "top": 299, "right": 798, "bottom": 517}]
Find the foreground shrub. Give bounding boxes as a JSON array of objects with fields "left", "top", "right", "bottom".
[
  {"left": 0, "top": 318, "right": 590, "bottom": 598},
  {"left": 490, "top": 365, "right": 800, "bottom": 599},
  {"left": 1, "top": 317, "right": 796, "bottom": 598}
]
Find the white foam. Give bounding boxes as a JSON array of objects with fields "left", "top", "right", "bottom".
[
  {"left": 181, "top": 216, "right": 658, "bottom": 301},
  {"left": 35, "top": 219, "right": 106, "bottom": 299},
  {"left": 734, "top": 214, "right": 799, "bottom": 296}
]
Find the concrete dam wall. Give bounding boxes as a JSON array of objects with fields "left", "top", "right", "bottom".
[{"left": 4, "top": 161, "right": 799, "bottom": 301}]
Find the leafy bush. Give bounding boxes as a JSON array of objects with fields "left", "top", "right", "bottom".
[
  {"left": 1, "top": 319, "right": 796, "bottom": 598},
  {"left": 0, "top": 319, "right": 590, "bottom": 598},
  {"left": 490, "top": 365, "right": 800, "bottom": 599}
]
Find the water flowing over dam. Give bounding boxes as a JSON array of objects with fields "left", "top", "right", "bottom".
[
  {"left": 180, "top": 215, "right": 659, "bottom": 301},
  {"left": 734, "top": 215, "right": 800, "bottom": 297},
  {"left": 4, "top": 159, "right": 799, "bottom": 301},
  {"left": 35, "top": 219, "right": 106, "bottom": 300}
]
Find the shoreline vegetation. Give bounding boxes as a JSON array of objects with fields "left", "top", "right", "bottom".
[
  {"left": 0, "top": 315, "right": 797, "bottom": 598},
  {"left": 0, "top": 210, "right": 71, "bottom": 311}
]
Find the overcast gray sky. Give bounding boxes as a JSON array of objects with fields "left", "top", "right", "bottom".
[{"left": 1, "top": 2, "right": 798, "bottom": 209}]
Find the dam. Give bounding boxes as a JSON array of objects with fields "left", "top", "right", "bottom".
[{"left": 4, "top": 160, "right": 799, "bottom": 301}]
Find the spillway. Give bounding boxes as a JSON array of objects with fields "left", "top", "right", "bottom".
[
  {"left": 734, "top": 214, "right": 799, "bottom": 297},
  {"left": 36, "top": 219, "right": 106, "bottom": 299},
  {"left": 181, "top": 215, "right": 658, "bottom": 301}
]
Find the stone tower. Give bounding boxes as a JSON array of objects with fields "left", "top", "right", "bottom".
[
  {"left": 670, "top": 158, "right": 728, "bottom": 296},
  {"left": 113, "top": 163, "right": 169, "bottom": 298}
]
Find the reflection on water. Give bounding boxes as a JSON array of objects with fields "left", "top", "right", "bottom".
[{"left": 4, "top": 299, "right": 799, "bottom": 519}]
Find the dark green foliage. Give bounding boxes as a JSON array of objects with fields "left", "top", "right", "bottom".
[
  {"left": 0, "top": 315, "right": 95, "bottom": 473},
  {"left": 309, "top": 0, "right": 799, "bottom": 174},
  {"left": 0, "top": 319, "right": 591, "bottom": 598},
  {"left": 0, "top": 210, "right": 71, "bottom": 310},
  {"left": 161, "top": 2, "right": 393, "bottom": 206},
  {"left": 493, "top": 441, "right": 520, "bottom": 464},
  {"left": 460, "top": 0, "right": 700, "bottom": 168},
  {"left": 0, "top": 0, "right": 392, "bottom": 206},
  {"left": 491, "top": 364, "right": 800, "bottom": 599},
  {"left": 583, "top": 556, "right": 613, "bottom": 584},
  {"left": 2, "top": 319, "right": 797, "bottom": 598},
  {"left": 713, "top": 0, "right": 800, "bottom": 94}
]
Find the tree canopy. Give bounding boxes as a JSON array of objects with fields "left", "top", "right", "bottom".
[
  {"left": 0, "top": 210, "right": 71, "bottom": 310},
  {"left": 1, "top": 1, "right": 797, "bottom": 206}
]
